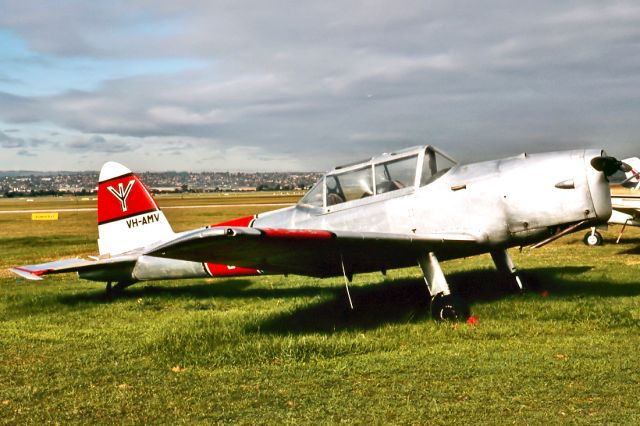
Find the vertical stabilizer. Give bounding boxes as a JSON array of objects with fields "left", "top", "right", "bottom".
[{"left": 97, "top": 162, "right": 174, "bottom": 255}]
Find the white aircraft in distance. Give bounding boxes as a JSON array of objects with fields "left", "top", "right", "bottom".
[
  {"left": 10, "top": 146, "right": 622, "bottom": 320},
  {"left": 583, "top": 157, "right": 640, "bottom": 246}
]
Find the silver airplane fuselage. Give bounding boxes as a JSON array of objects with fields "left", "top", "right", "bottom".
[
  {"left": 253, "top": 147, "right": 611, "bottom": 262},
  {"left": 76, "top": 146, "right": 612, "bottom": 286},
  {"left": 101, "top": 146, "right": 612, "bottom": 285}
]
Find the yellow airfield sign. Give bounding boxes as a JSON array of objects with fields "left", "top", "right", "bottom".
[{"left": 31, "top": 212, "right": 59, "bottom": 221}]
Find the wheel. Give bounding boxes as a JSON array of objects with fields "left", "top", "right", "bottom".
[
  {"left": 583, "top": 231, "right": 603, "bottom": 246},
  {"left": 430, "top": 293, "right": 470, "bottom": 321}
]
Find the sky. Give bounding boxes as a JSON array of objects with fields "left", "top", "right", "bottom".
[{"left": 0, "top": 1, "right": 639, "bottom": 172}]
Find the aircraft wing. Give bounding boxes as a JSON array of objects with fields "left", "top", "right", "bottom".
[
  {"left": 145, "top": 226, "right": 479, "bottom": 278},
  {"left": 9, "top": 255, "right": 138, "bottom": 281},
  {"left": 611, "top": 195, "right": 640, "bottom": 218},
  {"left": 612, "top": 207, "right": 639, "bottom": 217}
]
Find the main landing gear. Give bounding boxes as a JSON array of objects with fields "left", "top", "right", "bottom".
[
  {"left": 418, "top": 249, "right": 524, "bottom": 321},
  {"left": 105, "top": 281, "right": 135, "bottom": 297},
  {"left": 490, "top": 249, "right": 525, "bottom": 293},
  {"left": 430, "top": 293, "right": 470, "bottom": 321},
  {"left": 418, "top": 252, "right": 470, "bottom": 321}
]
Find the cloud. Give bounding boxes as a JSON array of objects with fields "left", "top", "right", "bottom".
[
  {"left": 65, "top": 135, "right": 133, "bottom": 153},
  {"left": 0, "top": 131, "right": 24, "bottom": 148},
  {"left": 547, "top": 4, "right": 640, "bottom": 25},
  {"left": 17, "top": 149, "right": 36, "bottom": 157},
  {"left": 0, "top": 75, "right": 22, "bottom": 85},
  {"left": 147, "top": 106, "right": 226, "bottom": 126},
  {"left": 0, "top": 1, "right": 639, "bottom": 171},
  {"left": 0, "top": 130, "right": 47, "bottom": 149}
]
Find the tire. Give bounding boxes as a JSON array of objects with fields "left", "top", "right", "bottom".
[
  {"left": 583, "top": 231, "right": 603, "bottom": 246},
  {"left": 430, "top": 293, "right": 470, "bottom": 321}
]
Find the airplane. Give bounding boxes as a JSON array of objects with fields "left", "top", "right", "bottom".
[
  {"left": 583, "top": 157, "right": 640, "bottom": 246},
  {"left": 9, "top": 145, "right": 623, "bottom": 321}
]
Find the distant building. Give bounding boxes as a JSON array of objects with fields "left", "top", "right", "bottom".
[{"left": 0, "top": 170, "right": 321, "bottom": 197}]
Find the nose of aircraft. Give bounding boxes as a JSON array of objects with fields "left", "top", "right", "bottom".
[{"left": 585, "top": 150, "right": 613, "bottom": 223}]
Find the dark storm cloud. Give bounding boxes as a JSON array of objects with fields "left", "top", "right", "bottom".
[{"left": 1, "top": 1, "right": 639, "bottom": 170}]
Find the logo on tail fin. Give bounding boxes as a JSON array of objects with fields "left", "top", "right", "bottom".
[{"left": 107, "top": 180, "right": 135, "bottom": 212}]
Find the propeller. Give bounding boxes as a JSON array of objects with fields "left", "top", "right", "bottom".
[
  {"left": 590, "top": 155, "right": 631, "bottom": 176},
  {"left": 621, "top": 171, "right": 640, "bottom": 186}
]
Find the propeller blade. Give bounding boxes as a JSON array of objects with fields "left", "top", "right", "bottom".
[
  {"left": 590, "top": 156, "right": 631, "bottom": 176},
  {"left": 621, "top": 171, "right": 640, "bottom": 186}
]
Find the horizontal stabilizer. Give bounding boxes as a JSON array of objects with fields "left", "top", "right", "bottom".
[
  {"left": 10, "top": 268, "right": 45, "bottom": 281},
  {"left": 10, "top": 258, "right": 94, "bottom": 280},
  {"left": 9, "top": 255, "right": 138, "bottom": 281}
]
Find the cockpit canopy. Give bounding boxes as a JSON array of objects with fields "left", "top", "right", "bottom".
[{"left": 299, "top": 145, "right": 457, "bottom": 208}]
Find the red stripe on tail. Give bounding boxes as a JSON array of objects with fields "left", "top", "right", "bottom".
[{"left": 98, "top": 175, "right": 159, "bottom": 224}]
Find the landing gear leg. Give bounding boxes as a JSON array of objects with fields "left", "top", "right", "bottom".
[
  {"left": 105, "top": 281, "right": 135, "bottom": 297},
  {"left": 418, "top": 252, "right": 469, "bottom": 321},
  {"left": 491, "top": 249, "right": 524, "bottom": 292}
]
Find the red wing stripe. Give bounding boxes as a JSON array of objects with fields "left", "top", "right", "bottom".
[
  {"left": 258, "top": 228, "right": 335, "bottom": 239},
  {"left": 205, "top": 263, "right": 261, "bottom": 276}
]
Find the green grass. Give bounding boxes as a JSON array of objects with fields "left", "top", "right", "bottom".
[{"left": 1, "top": 195, "right": 639, "bottom": 424}]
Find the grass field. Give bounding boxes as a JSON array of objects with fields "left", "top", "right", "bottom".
[{"left": 1, "top": 195, "right": 639, "bottom": 424}]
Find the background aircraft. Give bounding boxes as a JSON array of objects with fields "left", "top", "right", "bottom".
[
  {"left": 10, "top": 146, "right": 621, "bottom": 320},
  {"left": 583, "top": 157, "right": 640, "bottom": 246}
]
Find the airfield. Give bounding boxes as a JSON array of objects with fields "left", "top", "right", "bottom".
[{"left": 1, "top": 193, "right": 639, "bottom": 424}]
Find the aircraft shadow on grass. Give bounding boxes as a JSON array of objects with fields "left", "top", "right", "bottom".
[
  {"left": 37, "top": 266, "right": 640, "bottom": 333},
  {"left": 253, "top": 266, "right": 640, "bottom": 334},
  {"left": 618, "top": 243, "right": 640, "bottom": 255},
  {"left": 54, "top": 279, "right": 334, "bottom": 306},
  {"left": 6, "top": 279, "right": 331, "bottom": 320}
]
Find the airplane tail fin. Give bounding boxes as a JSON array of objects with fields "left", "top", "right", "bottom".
[{"left": 97, "top": 162, "right": 174, "bottom": 256}]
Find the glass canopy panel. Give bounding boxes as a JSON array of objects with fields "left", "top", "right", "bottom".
[
  {"left": 326, "top": 167, "right": 373, "bottom": 206},
  {"left": 374, "top": 154, "right": 418, "bottom": 194},
  {"left": 421, "top": 148, "right": 456, "bottom": 186}
]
